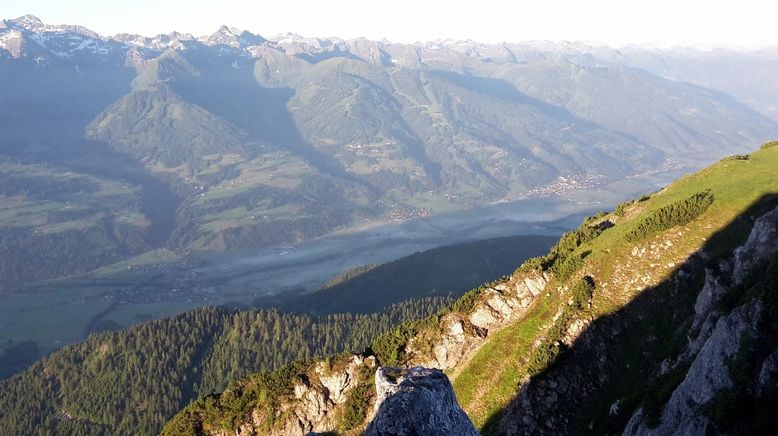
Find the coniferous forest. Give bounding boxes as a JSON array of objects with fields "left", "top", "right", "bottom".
[{"left": 0, "top": 297, "right": 450, "bottom": 435}]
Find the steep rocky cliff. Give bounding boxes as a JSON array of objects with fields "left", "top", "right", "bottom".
[
  {"left": 623, "top": 205, "right": 778, "bottom": 435},
  {"left": 195, "top": 355, "right": 376, "bottom": 436},
  {"left": 483, "top": 207, "right": 778, "bottom": 435}
]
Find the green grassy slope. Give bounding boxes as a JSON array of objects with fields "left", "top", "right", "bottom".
[
  {"left": 449, "top": 143, "right": 778, "bottom": 429},
  {"left": 0, "top": 159, "right": 150, "bottom": 283},
  {"left": 165, "top": 142, "right": 778, "bottom": 435}
]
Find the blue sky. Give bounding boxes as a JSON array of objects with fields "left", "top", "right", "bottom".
[{"left": 3, "top": 0, "right": 776, "bottom": 47}]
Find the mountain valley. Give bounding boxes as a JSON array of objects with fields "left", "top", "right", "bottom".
[
  {"left": 2, "top": 16, "right": 778, "bottom": 366},
  {"left": 2, "top": 15, "right": 776, "bottom": 271},
  {"left": 1, "top": 11, "right": 778, "bottom": 435}
]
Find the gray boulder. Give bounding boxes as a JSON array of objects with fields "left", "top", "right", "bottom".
[{"left": 365, "top": 366, "right": 479, "bottom": 436}]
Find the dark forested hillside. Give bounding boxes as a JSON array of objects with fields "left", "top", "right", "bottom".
[
  {"left": 288, "top": 234, "right": 557, "bottom": 314},
  {"left": 0, "top": 297, "right": 450, "bottom": 435},
  {"left": 0, "top": 231, "right": 552, "bottom": 382},
  {"left": 0, "top": 232, "right": 551, "bottom": 434}
]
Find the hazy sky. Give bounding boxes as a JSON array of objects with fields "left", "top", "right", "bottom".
[{"left": 3, "top": 0, "right": 776, "bottom": 47}]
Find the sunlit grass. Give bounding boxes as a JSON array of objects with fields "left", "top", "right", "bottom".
[
  {"left": 446, "top": 145, "right": 778, "bottom": 431},
  {"left": 453, "top": 294, "right": 553, "bottom": 428}
]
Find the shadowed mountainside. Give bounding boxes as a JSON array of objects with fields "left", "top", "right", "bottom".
[
  {"left": 482, "top": 193, "right": 778, "bottom": 434},
  {"left": 284, "top": 234, "right": 557, "bottom": 314}
]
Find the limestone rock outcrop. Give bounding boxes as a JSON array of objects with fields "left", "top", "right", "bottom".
[
  {"left": 410, "top": 271, "right": 550, "bottom": 369},
  {"left": 214, "top": 355, "right": 375, "bottom": 436},
  {"left": 365, "top": 366, "right": 479, "bottom": 436},
  {"left": 623, "top": 205, "right": 778, "bottom": 435},
  {"left": 623, "top": 301, "right": 764, "bottom": 435}
]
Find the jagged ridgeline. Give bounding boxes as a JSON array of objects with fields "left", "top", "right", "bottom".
[{"left": 165, "top": 142, "right": 778, "bottom": 435}]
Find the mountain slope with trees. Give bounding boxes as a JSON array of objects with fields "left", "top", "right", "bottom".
[
  {"left": 0, "top": 227, "right": 554, "bottom": 434},
  {"left": 0, "top": 298, "right": 450, "bottom": 434},
  {"left": 166, "top": 142, "right": 778, "bottom": 435}
]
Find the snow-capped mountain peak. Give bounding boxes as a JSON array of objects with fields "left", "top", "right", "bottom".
[
  {"left": 9, "top": 14, "right": 46, "bottom": 32},
  {"left": 0, "top": 29, "right": 24, "bottom": 57},
  {"left": 0, "top": 14, "right": 117, "bottom": 61},
  {"left": 200, "top": 25, "right": 266, "bottom": 48}
]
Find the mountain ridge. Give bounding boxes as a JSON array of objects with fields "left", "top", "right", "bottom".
[
  {"left": 0, "top": 233, "right": 554, "bottom": 433},
  {"left": 163, "top": 142, "right": 778, "bottom": 435},
  {"left": 6, "top": 14, "right": 778, "bottom": 59}
]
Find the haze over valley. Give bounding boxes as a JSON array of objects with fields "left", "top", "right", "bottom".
[
  {"left": 2, "top": 13, "right": 778, "bottom": 374},
  {"left": 2, "top": 1, "right": 778, "bottom": 434}
]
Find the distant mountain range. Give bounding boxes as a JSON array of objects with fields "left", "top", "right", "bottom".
[{"left": 2, "top": 14, "right": 777, "bottom": 283}]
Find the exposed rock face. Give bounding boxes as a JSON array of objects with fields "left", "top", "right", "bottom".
[
  {"left": 688, "top": 206, "right": 778, "bottom": 357},
  {"left": 365, "top": 366, "right": 479, "bottom": 436},
  {"left": 490, "top": 205, "right": 778, "bottom": 436},
  {"left": 623, "top": 301, "right": 764, "bottom": 435},
  {"left": 218, "top": 355, "right": 375, "bottom": 436},
  {"left": 757, "top": 349, "right": 778, "bottom": 396},
  {"left": 732, "top": 206, "right": 778, "bottom": 283},
  {"left": 622, "top": 205, "right": 778, "bottom": 435},
  {"left": 411, "top": 271, "right": 550, "bottom": 369},
  {"left": 283, "top": 355, "right": 375, "bottom": 435}
]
